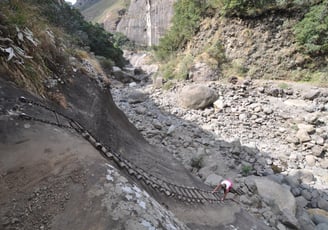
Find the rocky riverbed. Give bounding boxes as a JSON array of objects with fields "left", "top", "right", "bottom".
[{"left": 110, "top": 54, "right": 328, "bottom": 230}]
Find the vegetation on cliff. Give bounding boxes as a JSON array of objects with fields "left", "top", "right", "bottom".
[
  {"left": 294, "top": 0, "right": 328, "bottom": 55},
  {"left": 154, "top": 0, "right": 203, "bottom": 60},
  {"left": 0, "top": 0, "right": 124, "bottom": 95},
  {"left": 155, "top": 0, "right": 328, "bottom": 84}
]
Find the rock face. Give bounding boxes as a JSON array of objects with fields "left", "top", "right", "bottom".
[
  {"left": 0, "top": 121, "right": 188, "bottom": 230},
  {"left": 75, "top": 0, "right": 99, "bottom": 8},
  {"left": 116, "top": 0, "right": 176, "bottom": 46}
]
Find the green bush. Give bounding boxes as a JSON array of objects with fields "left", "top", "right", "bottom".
[
  {"left": 155, "top": 0, "right": 203, "bottom": 60},
  {"left": 294, "top": 0, "right": 328, "bottom": 55},
  {"left": 220, "top": 0, "right": 322, "bottom": 17},
  {"left": 161, "top": 60, "right": 176, "bottom": 80},
  {"left": 207, "top": 41, "right": 226, "bottom": 62},
  {"left": 176, "top": 54, "right": 194, "bottom": 80},
  {"left": 241, "top": 164, "right": 252, "bottom": 176},
  {"left": 34, "top": 0, "right": 125, "bottom": 67},
  {"left": 221, "top": 0, "right": 276, "bottom": 16},
  {"left": 190, "top": 155, "right": 204, "bottom": 170}
]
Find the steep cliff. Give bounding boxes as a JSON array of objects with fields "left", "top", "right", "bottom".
[
  {"left": 77, "top": 0, "right": 176, "bottom": 46},
  {"left": 116, "top": 0, "right": 176, "bottom": 46}
]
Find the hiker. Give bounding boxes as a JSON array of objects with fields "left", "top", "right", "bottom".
[{"left": 211, "top": 179, "right": 233, "bottom": 201}]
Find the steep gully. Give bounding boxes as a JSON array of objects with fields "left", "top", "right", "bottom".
[
  {"left": 14, "top": 96, "right": 240, "bottom": 204},
  {"left": 0, "top": 74, "right": 270, "bottom": 229}
]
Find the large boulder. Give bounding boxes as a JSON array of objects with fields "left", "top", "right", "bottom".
[
  {"left": 252, "top": 176, "right": 299, "bottom": 228},
  {"left": 178, "top": 84, "right": 217, "bottom": 109},
  {"left": 308, "top": 209, "right": 328, "bottom": 225},
  {"left": 126, "top": 89, "right": 148, "bottom": 104},
  {"left": 112, "top": 66, "right": 139, "bottom": 83}
]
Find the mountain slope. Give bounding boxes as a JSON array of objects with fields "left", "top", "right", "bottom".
[
  {"left": 76, "top": 0, "right": 176, "bottom": 46},
  {"left": 155, "top": 0, "right": 328, "bottom": 85},
  {"left": 75, "top": 0, "right": 128, "bottom": 32}
]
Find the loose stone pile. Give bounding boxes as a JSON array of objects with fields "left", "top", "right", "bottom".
[{"left": 110, "top": 63, "right": 328, "bottom": 229}]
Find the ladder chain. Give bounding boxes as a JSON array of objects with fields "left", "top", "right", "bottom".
[{"left": 14, "top": 96, "right": 230, "bottom": 205}]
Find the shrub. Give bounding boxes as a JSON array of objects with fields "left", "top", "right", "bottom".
[
  {"left": 155, "top": 0, "right": 203, "bottom": 60},
  {"left": 190, "top": 155, "right": 204, "bottom": 170},
  {"left": 160, "top": 59, "right": 176, "bottom": 80},
  {"left": 221, "top": 0, "right": 276, "bottom": 16},
  {"left": 176, "top": 54, "right": 194, "bottom": 80},
  {"left": 241, "top": 164, "right": 252, "bottom": 176},
  {"left": 98, "top": 56, "right": 115, "bottom": 73},
  {"left": 34, "top": 0, "right": 125, "bottom": 66},
  {"left": 206, "top": 40, "right": 226, "bottom": 63},
  {"left": 294, "top": 0, "right": 328, "bottom": 55},
  {"left": 220, "top": 0, "right": 322, "bottom": 17},
  {"left": 163, "top": 80, "right": 175, "bottom": 90}
]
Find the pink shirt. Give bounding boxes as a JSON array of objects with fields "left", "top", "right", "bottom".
[{"left": 221, "top": 179, "right": 233, "bottom": 192}]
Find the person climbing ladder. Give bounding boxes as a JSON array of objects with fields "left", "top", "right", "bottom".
[{"left": 211, "top": 179, "right": 233, "bottom": 201}]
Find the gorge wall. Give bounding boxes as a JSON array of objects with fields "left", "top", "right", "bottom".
[
  {"left": 76, "top": 0, "right": 176, "bottom": 46},
  {"left": 116, "top": 0, "right": 175, "bottom": 46}
]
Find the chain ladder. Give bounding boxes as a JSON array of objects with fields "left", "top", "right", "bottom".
[{"left": 10, "top": 96, "right": 241, "bottom": 205}]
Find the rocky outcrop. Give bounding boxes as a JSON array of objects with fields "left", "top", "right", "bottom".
[{"left": 117, "top": 0, "right": 176, "bottom": 46}]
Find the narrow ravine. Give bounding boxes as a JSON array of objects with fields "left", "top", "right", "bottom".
[{"left": 111, "top": 52, "right": 328, "bottom": 229}]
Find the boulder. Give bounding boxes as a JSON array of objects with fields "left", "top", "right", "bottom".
[
  {"left": 308, "top": 209, "right": 328, "bottom": 225},
  {"left": 318, "top": 197, "right": 328, "bottom": 212},
  {"left": 266, "top": 86, "right": 282, "bottom": 97},
  {"left": 213, "top": 98, "right": 225, "bottom": 111},
  {"left": 205, "top": 173, "right": 223, "bottom": 187},
  {"left": 311, "top": 146, "right": 324, "bottom": 157},
  {"left": 284, "top": 99, "right": 310, "bottom": 107},
  {"left": 305, "top": 155, "right": 316, "bottom": 167},
  {"left": 283, "top": 175, "right": 301, "bottom": 188},
  {"left": 297, "top": 124, "right": 315, "bottom": 134},
  {"left": 279, "top": 208, "right": 300, "bottom": 229},
  {"left": 112, "top": 66, "right": 138, "bottom": 83},
  {"left": 303, "top": 90, "right": 321, "bottom": 100},
  {"left": 315, "top": 223, "right": 328, "bottom": 230},
  {"left": 320, "top": 158, "right": 328, "bottom": 169},
  {"left": 297, "top": 210, "right": 316, "bottom": 230},
  {"left": 244, "top": 177, "right": 257, "bottom": 193},
  {"left": 178, "top": 85, "right": 217, "bottom": 110},
  {"left": 153, "top": 76, "right": 163, "bottom": 89},
  {"left": 189, "top": 62, "right": 220, "bottom": 82},
  {"left": 296, "top": 130, "right": 311, "bottom": 143},
  {"left": 295, "top": 169, "right": 315, "bottom": 184},
  {"left": 252, "top": 176, "right": 298, "bottom": 228},
  {"left": 127, "top": 90, "right": 148, "bottom": 104}
]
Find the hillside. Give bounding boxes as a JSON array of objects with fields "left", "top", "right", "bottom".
[
  {"left": 154, "top": 0, "right": 328, "bottom": 86},
  {"left": 76, "top": 0, "right": 327, "bottom": 84},
  {"left": 75, "top": 0, "right": 129, "bottom": 32}
]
